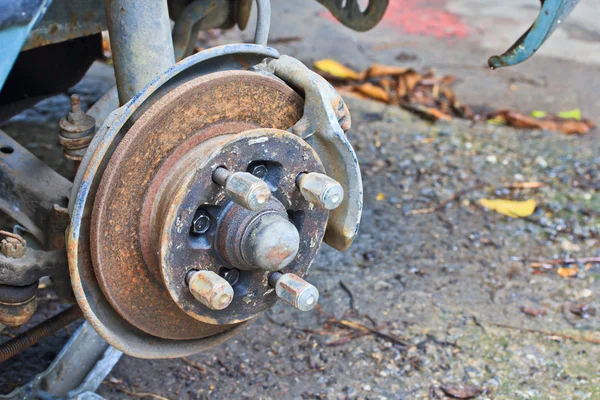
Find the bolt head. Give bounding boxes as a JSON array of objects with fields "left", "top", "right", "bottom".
[
  {"left": 191, "top": 210, "right": 211, "bottom": 235},
  {"left": 274, "top": 273, "right": 319, "bottom": 312},
  {"left": 188, "top": 270, "right": 234, "bottom": 310},
  {"left": 250, "top": 164, "right": 268, "bottom": 179},
  {"left": 0, "top": 235, "right": 26, "bottom": 259}
]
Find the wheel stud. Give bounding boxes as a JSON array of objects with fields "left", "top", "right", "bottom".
[
  {"left": 213, "top": 167, "right": 271, "bottom": 211},
  {"left": 191, "top": 209, "right": 211, "bottom": 235},
  {"left": 187, "top": 270, "right": 234, "bottom": 310},
  {"left": 269, "top": 272, "right": 319, "bottom": 311},
  {"left": 296, "top": 172, "right": 344, "bottom": 210}
]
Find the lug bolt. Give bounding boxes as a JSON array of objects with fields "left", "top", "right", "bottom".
[
  {"left": 296, "top": 172, "right": 344, "bottom": 210},
  {"left": 250, "top": 164, "right": 268, "bottom": 180},
  {"left": 213, "top": 167, "right": 271, "bottom": 211},
  {"left": 187, "top": 270, "right": 234, "bottom": 310},
  {"left": 191, "top": 209, "right": 211, "bottom": 235},
  {"left": 220, "top": 268, "right": 240, "bottom": 286},
  {"left": 0, "top": 231, "right": 26, "bottom": 259},
  {"left": 269, "top": 272, "right": 319, "bottom": 312}
]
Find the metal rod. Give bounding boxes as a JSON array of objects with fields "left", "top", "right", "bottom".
[
  {"left": 103, "top": 0, "right": 175, "bottom": 105},
  {"left": 0, "top": 305, "right": 83, "bottom": 363},
  {"left": 254, "top": 0, "right": 271, "bottom": 46}
]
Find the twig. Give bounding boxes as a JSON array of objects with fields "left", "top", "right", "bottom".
[
  {"left": 333, "top": 319, "right": 409, "bottom": 347},
  {"left": 524, "top": 257, "right": 600, "bottom": 266},
  {"left": 265, "top": 315, "right": 326, "bottom": 335},
  {"left": 181, "top": 357, "right": 206, "bottom": 373},
  {"left": 113, "top": 387, "right": 171, "bottom": 400},
  {"left": 407, "top": 181, "right": 487, "bottom": 215},
  {"left": 339, "top": 281, "right": 355, "bottom": 310},
  {"left": 490, "top": 322, "right": 600, "bottom": 345}
]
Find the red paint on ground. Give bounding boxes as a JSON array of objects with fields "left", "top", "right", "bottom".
[{"left": 322, "top": 0, "right": 470, "bottom": 38}]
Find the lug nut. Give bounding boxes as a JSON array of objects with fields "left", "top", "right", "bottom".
[
  {"left": 269, "top": 272, "right": 319, "bottom": 312},
  {"left": 297, "top": 172, "right": 344, "bottom": 210},
  {"left": 213, "top": 167, "right": 271, "bottom": 211},
  {"left": 187, "top": 270, "right": 234, "bottom": 310},
  {"left": 0, "top": 231, "right": 26, "bottom": 259},
  {"left": 191, "top": 209, "right": 211, "bottom": 235}
]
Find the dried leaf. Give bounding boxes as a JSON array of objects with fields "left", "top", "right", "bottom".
[
  {"left": 521, "top": 306, "right": 547, "bottom": 317},
  {"left": 402, "top": 103, "right": 452, "bottom": 121},
  {"left": 440, "top": 383, "right": 482, "bottom": 399},
  {"left": 354, "top": 83, "right": 390, "bottom": 103},
  {"left": 376, "top": 193, "right": 385, "bottom": 201},
  {"left": 314, "top": 59, "right": 360, "bottom": 80},
  {"left": 403, "top": 71, "right": 423, "bottom": 94},
  {"left": 504, "top": 181, "right": 544, "bottom": 189},
  {"left": 557, "top": 265, "right": 579, "bottom": 278},
  {"left": 477, "top": 198, "right": 536, "bottom": 218},
  {"left": 492, "top": 110, "right": 594, "bottom": 135},
  {"left": 568, "top": 303, "right": 596, "bottom": 318},
  {"left": 362, "top": 64, "right": 411, "bottom": 78}
]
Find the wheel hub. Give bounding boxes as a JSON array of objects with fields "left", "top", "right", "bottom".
[{"left": 89, "top": 71, "right": 327, "bottom": 340}]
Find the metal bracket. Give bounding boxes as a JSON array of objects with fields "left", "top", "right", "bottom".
[
  {"left": 265, "top": 55, "right": 363, "bottom": 252},
  {"left": 317, "top": 0, "right": 388, "bottom": 32},
  {"left": 488, "top": 0, "right": 581, "bottom": 68},
  {"left": 0, "top": 322, "right": 122, "bottom": 400}
]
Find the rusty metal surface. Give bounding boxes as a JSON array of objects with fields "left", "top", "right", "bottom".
[
  {"left": 22, "top": 0, "right": 106, "bottom": 51},
  {"left": 0, "top": 129, "right": 72, "bottom": 246},
  {"left": 0, "top": 245, "right": 68, "bottom": 286},
  {"left": 0, "top": 282, "right": 38, "bottom": 328},
  {"left": 67, "top": 45, "right": 288, "bottom": 358},
  {"left": 104, "top": 0, "right": 175, "bottom": 105},
  {"left": 90, "top": 72, "right": 311, "bottom": 339},
  {"left": 316, "top": 0, "right": 389, "bottom": 32},
  {"left": 156, "top": 129, "right": 327, "bottom": 326},
  {"left": 173, "top": 0, "right": 224, "bottom": 61},
  {"left": 266, "top": 55, "right": 363, "bottom": 252}
]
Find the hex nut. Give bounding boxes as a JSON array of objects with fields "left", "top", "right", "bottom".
[
  {"left": 188, "top": 270, "right": 234, "bottom": 310},
  {"left": 297, "top": 172, "right": 344, "bottom": 210},
  {"left": 214, "top": 168, "right": 271, "bottom": 211},
  {"left": 0, "top": 233, "right": 26, "bottom": 259},
  {"left": 270, "top": 272, "right": 319, "bottom": 311}
]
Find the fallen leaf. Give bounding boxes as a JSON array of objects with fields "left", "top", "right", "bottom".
[
  {"left": 402, "top": 103, "right": 452, "bottom": 121},
  {"left": 362, "top": 64, "right": 411, "bottom": 78},
  {"left": 569, "top": 303, "right": 596, "bottom": 318},
  {"left": 477, "top": 198, "right": 536, "bottom": 218},
  {"left": 440, "top": 383, "right": 482, "bottom": 399},
  {"left": 354, "top": 83, "right": 390, "bottom": 103},
  {"left": 504, "top": 181, "right": 544, "bottom": 189},
  {"left": 491, "top": 110, "right": 594, "bottom": 135},
  {"left": 314, "top": 59, "right": 360, "bottom": 80},
  {"left": 557, "top": 265, "right": 579, "bottom": 278},
  {"left": 557, "top": 108, "right": 582, "bottom": 120},
  {"left": 531, "top": 110, "right": 547, "bottom": 118},
  {"left": 521, "top": 306, "right": 547, "bottom": 317},
  {"left": 376, "top": 193, "right": 385, "bottom": 201}
]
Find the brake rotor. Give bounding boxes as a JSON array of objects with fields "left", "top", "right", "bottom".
[{"left": 89, "top": 70, "right": 328, "bottom": 340}]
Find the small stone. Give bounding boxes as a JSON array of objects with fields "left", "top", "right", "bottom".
[
  {"left": 535, "top": 156, "right": 549, "bottom": 168},
  {"left": 486, "top": 155, "right": 498, "bottom": 164}
]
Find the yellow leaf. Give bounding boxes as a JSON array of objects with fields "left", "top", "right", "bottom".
[
  {"left": 486, "top": 116, "right": 506, "bottom": 125},
  {"left": 557, "top": 108, "right": 582, "bottom": 121},
  {"left": 477, "top": 198, "right": 536, "bottom": 218},
  {"left": 557, "top": 265, "right": 578, "bottom": 278},
  {"left": 531, "top": 110, "right": 547, "bottom": 118},
  {"left": 376, "top": 193, "right": 385, "bottom": 201},
  {"left": 314, "top": 59, "right": 360, "bottom": 80}
]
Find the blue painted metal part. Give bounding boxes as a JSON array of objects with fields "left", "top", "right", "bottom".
[
  {"left": 0, "top": 0, "right": 52, "bottom": 90},
  {"left": 488, "top": 0, "right": 581, "bottom": 69}
]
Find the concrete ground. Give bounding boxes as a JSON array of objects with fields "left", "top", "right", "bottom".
[{"left": 1, "top": 1, "right": 599, "bottom": 399}]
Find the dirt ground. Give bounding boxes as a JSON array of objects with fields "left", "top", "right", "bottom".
[{"left": 1, "top": 2, "right": 599, "bottom": 399}]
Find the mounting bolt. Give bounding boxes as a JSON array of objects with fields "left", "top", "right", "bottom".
[
  {"left": 187, "top": 270, "right": 234, "bottom": 310},
  {"left": 191, "top": 209, "right": 211, "bottom": 235},
  {"left": 213, "top": 167, "right": 271, "bottom": 211},
  {"left": 0, "top": 231, "right": 26, "bottom": 259},
  {"left": 250, "top": 164, "right": 268, "bottom": 180},
  {"left": 296, "top": 172, "right": 344, "bottom": 210},
  {"left": 269, "top": 272, "right": 319, "bottom": 312}
]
